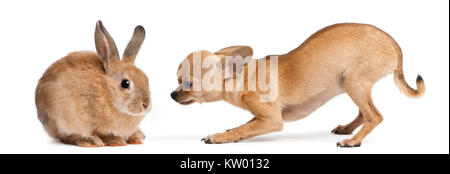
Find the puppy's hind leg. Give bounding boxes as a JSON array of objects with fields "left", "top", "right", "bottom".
[
  {"left": 337, "top": 79, "right": 383, "bottom": 147},
  {"left": 331, "top": 111, "right": 363, "bottom": 135}
]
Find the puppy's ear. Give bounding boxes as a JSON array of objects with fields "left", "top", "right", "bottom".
[
  {"left": 123, "top": 25, "right": 145, "bottom": 64},
  {"left": 95, "top": 20, "right": 120, "bottom": 72},
  {"left": 215, "top": 46, "right": 253, "bottom": 79},
  {"left": 215, "top": 46, "right": 253, "bottom": 58}
]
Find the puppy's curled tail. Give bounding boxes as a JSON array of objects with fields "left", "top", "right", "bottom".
[{"left": 393, "top": 48, "right": 425, "bottom": 98}]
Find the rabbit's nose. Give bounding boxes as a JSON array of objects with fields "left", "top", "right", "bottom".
[{"left": 142, "top": 98, "right": 150, "bottom": 109}]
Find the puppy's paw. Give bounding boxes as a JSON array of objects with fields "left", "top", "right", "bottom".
[
  {"left": 201, "top": 136, "right": 215, "bottom": 144},
  {"left": 103, "top": 136, "right": 127, "bottom": 147},
  {"left": 77, "top": 136, "right": 104, "bottom": 147},
  {"left": 331, "top": 125, "right": 353, "bottom": 135},
  {"left": 201, "top": 133, "right": 241, "bottom": 144},
  {"left": 337, "top": 139, "right": 361, "bottom": 148}
]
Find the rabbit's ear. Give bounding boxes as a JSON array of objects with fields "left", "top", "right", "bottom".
[
  {"left": 122, "top": 25, "right": 145, "bottom": 64},
  {"left": 95, "top": 20, "right": 120, "bottom": 70}
]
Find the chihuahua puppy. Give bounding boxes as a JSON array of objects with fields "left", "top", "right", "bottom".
[{"left": 171, "top": 23, "right": 425, "bottom": 147}]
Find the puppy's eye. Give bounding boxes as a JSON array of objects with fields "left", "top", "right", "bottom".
[
  {"left": 121, "top": 79, "right": 130, "bottom": 89},
  {"left": 184, "top": 81, "right": 192, "bottom": 88}
]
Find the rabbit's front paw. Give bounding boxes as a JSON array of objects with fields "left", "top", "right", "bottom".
[
  {"left": 127, "top": 130, "right": 145, "bottom": 144},
  {"left": 102, "top": 136, "right": 127, "bottom": 147},
  {"left": 77, "top": 136, "right": 104, "bottom": 147}
]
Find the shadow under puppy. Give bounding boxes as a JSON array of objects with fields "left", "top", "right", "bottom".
[{"left": 171, "top": 23, "right": 425, "bottom": 147}]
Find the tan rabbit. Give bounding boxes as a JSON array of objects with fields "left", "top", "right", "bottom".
[{"left": 35, "top": 21, "right": 151, "bottom": 147}]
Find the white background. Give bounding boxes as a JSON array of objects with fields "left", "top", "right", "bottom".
[{"left": 0, "top": 0, "right": 448, "bottom": 154}]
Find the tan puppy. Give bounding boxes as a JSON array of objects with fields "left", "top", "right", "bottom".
[{"left": 171, "top": 23, "right": 425, "bottom": 147}]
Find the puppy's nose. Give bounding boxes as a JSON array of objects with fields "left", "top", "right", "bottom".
[{"left": 170, "top": 91, "right": 178, "bottom": 100}]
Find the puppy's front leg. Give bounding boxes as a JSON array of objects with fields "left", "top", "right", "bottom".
[{"left": 202, "top": 102, "right": 283, "bottom": 144}]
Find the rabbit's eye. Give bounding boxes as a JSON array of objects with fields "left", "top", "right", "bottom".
[{"left": 121, "top": 79, "right": 130, "bottom": 89}]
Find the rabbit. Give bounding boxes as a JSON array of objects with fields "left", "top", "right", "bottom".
[{"left": 35, "top": 20, "right": 151, "bottom": 147}]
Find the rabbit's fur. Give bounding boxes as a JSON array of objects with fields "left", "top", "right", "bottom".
[{"left": 35, "top": 21, "right": 150, "bottom": 147}]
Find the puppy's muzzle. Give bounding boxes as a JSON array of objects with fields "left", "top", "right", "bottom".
[{"left": 170, "top": 91, "right": 178, "bottom": 101}]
